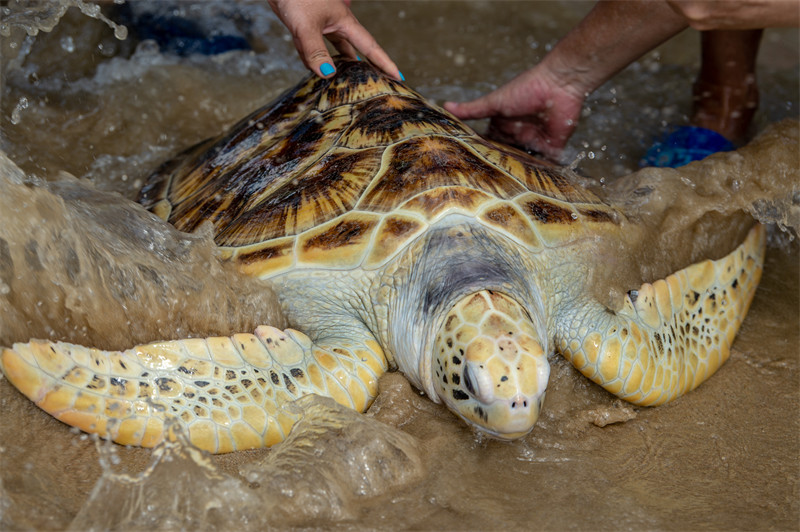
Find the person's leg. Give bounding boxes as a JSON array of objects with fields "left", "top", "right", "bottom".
[{"left": 691, "top": 29, "right": 763, "bottom": 143}]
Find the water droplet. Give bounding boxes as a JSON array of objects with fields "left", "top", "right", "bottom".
[
  {"left": 10, "top": 97, "right": 29, "bottom": 125},
  {"left": 135, "top": 39, "right": 160, "bottom": 56},
  {"left": 60, "top": 35, "right": 74, "bottom": 53}
]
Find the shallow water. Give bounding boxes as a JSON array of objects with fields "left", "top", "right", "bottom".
[{"left": 1, "top": 1, "right": 798, "bottom": 530}]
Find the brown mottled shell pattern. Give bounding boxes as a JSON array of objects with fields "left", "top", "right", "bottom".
[{"left": 138, "top": 60, "right": 619, "bottom": 277}]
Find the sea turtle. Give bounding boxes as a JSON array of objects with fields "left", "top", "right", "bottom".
[{"left": 1, "top": 59, "right": 765, "bottom": 453}]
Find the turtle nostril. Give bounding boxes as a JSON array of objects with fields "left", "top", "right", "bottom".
[{"left": 510, "top": 395, "right": 529, "bottom": 410}]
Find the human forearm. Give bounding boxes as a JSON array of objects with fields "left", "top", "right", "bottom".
[
  {"left": 667, "top": 0, "right": 800, "bottom": 30},
  {"left": 541, "top": 0, "right": 689, "bottom": 96}
]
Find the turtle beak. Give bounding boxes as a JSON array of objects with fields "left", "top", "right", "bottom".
[
  {"left": 482, "top": 391, "right": 547, "bottom": 440},
  {"left": 459, "top": 356, "right": 549, "bottom": 439}
]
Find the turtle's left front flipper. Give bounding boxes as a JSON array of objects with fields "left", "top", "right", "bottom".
[
  {"left": 557, "top": 224, "right": 766, "bottom": 406},
  {"left": 1, "top": 325, "right": 386, "bottom": 453}
]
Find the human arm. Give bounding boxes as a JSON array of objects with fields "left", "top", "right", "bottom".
[
  {"left": 268, "top": 0, "right": 402, "bottom": 80},
  {"left": 444, "top": 0, "right": 690, "bottom": 159},
  {"left": 667, "top": 0, "right": 800, "bottom": 30}
]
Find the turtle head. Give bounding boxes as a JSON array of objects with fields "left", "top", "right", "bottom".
[{"left": 432, "top": 290, "right": 550, "bottom": 440}]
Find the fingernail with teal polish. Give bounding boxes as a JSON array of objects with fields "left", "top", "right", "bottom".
[
  {"left": 399, "top": 71, "right": 405, "bottom": 81},
  {"left": 356, "top": 55, "right": 361, "bottom": 61},
  {"left": 320, "top": 62, "right": 335, "bottom": 76}
]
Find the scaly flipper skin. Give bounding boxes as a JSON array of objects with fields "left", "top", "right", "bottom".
[
  {"left": 557, "top": 224, "right": 765, "bottom": 406},
  {"left": 0, "top": 326, "right": 386, "bottom": 452}
]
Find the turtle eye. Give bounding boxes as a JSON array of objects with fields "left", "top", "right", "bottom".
[
  {"left": 462, "top": 362, "right": 494, "bottom": 404},
  {"left": 463, "top": 364, "right": 476, "bottom": 397}
]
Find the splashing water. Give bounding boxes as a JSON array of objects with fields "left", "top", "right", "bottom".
[
  {"left": 67, "top": 395, "right": 423, "bottom": 530},
  {"left": 0, "top": 0, "right": 127, "bottom": 39}
]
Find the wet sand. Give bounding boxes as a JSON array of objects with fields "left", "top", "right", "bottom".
[{"left": 1, "top": 2, "right": 798, "bottom": 530}]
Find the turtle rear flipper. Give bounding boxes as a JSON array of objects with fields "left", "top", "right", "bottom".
[
  {"left": 1, "top": 326, "right": 386, "bottom": 453},
  {"left": 558, "top": 224, "right": 765, "bottom": 406}
]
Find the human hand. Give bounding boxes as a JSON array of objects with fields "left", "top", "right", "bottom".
[
  {"left": 268, "top": 0, "right": 403, "bottom": 80},
  {"left": 443, "top": 68, "right": 585, "bottom": 161},
  {"left": 666, "top": 0, "right": 800, "bottom": 30}
]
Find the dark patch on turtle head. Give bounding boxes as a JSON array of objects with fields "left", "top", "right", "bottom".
[{"left": 413, "top": 225, "right": 526, "bottom": 316}]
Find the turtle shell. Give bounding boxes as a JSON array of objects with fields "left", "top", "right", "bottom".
[{"left": 138, "top": 59, "right": 619, "bottom": 278}]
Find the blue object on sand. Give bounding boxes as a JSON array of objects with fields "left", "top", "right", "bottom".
[{"left": 641, "top": 126, "right": 735, "bottom": 168}]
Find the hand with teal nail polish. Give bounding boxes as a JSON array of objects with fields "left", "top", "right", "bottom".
[
  {"left": 268, "top": 0, "right": 403, "bottom": 81},
  {"left": 320, "top": 62, "right": 335, "bottom": 76}
]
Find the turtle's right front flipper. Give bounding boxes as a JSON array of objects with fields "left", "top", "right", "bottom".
[
  {"left": 0, "top": 326, "right": 386, "bottom": 453},
  {"left": 557, "top": 224, "right": 765, "bottom": 406}
]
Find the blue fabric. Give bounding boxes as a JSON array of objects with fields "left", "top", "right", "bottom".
[{"left": 641, "top": 126, "right": 735, "bottom": 168}]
